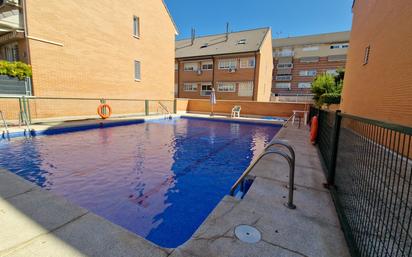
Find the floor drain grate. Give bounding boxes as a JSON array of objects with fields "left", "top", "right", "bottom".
[{"left": 234, "top": 225, "right": 261, "bottom": 243}]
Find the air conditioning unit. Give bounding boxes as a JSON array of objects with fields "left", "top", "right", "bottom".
[{"left": 229, "top": 68, "right": 236, "bottom": 73}]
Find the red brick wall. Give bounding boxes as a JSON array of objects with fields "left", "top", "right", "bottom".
[
  {"left": 179, "top": 99, "right": 308, "bottom": 118},
  {"left": 272, "top": 57, "right": 346, "bottom": 94}
]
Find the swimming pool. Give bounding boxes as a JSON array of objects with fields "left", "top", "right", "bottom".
[{"left": 0, "top": 117, "right": 280, "bottom": 248}]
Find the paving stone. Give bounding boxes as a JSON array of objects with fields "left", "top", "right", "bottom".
[
  {"left": 0, "top": 169, "right": 36, "bottom": 199},
  {"left": 250, "top": 154, "right": 327, "bottom": 192},
  {"left": 242, "top": 177, "right": 340, "bottom": 227},
  {"left": 4, "top": 213, "right": 169, "bottom": 257},
  {"left": 0, "top": 188, "right": 87, "bottom": 253}
]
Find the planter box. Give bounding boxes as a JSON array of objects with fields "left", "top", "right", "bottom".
[{"left": 0, "top": 76, "right": 32, "bottom": 95}]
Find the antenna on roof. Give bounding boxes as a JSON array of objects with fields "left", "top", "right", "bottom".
[
  {"left": 191, "top": 28, "right": 196, "bottom": 45},
  {"left": 225, "top": 22, "right": 230, "bottom": 41}
]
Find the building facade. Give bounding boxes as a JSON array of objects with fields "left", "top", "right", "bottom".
[
  {"left": 0, "top": 0, "right": 177, "bottom": 100},
  {"left": 175, "top": 28, "right": 273, "bottom": 102},
  {"left": 272, "top": 31, "right": 350, "bottom": 100},
  {"left": 341, "top": 0, "right": 412, "bottom": 127}
]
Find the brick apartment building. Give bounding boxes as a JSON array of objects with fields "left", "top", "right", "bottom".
[
  {"left": 0, "top": 0, "right": 177, "bottom": 100},
  {"left": 175, "top": 28, "right": 273, "bottom": 102},
  {"left": 272, "top": 31, "right": 350, "bottom": 101},
  {"left": 341, "top": 0, "right": 412, "bottom": 127}
]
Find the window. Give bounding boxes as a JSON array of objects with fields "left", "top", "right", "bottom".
[
  {"left": 276, "top": 48, "right": 294, "bottom": 57},
  {"left": 218, "top": 59, "right": 237, "bottom": 70},
  {"left": 240, "top": 57, "right": 255, "bottom": 68},
  {"left": 276, "top": 75, "right": 292, "bottom": 81},
  {"left": 330, "top": 43, "right": 349, "bottom": 49},
  {"left": 201, "top": 61, "right": 213, "bottom": 70},
  {"left": 328, "top": 55, "right": 347, "bottom": 62},
  {"left": 217, "top": 82, "right": 236, "bottom": 92},
  {"left": 326, "top": 69, "right": 338, "bottom": 76},
  {"left": 298, "top": 82, "right": 311, "bottom": 89},
  {"left": 200, "top": 83, "right": 212, "bottom": 96},
  {"left": 302, "top": 45, "right": 319, "bottom": 51},
  {"left": 277, "top": 63, "right": 293, "bottom": 69},
  {"left": 183, "top": 83, "right": 197, "bottom": 91},
  {"left": 175, "top": 63, "right": 178, "bottom": 71},
  {"left": 363, "top": 46, "right": 370, "bottom": 65},
  {"left": 275, "top": 83, "right": 291, "bottom": 90},
  {"left": 300, "top": 57, "right": 319, "bottom": 63},
  {"left": 238, "top": 82, "right": 254, "bottom": 97},
  {"left": 133, "top": 16, "right": 140, "bottom": 37},
  {"left": 134, "top": 60, "right": 141, "bottom": 80},
  {"left": 299, "top": 70, "right": 317, "bottom": 77},
  {"left": 184, "top": 62, "right": 198, "bottom": 71},
  {"left": 2, "top": 43, "right": 19, "bottom": 62}
]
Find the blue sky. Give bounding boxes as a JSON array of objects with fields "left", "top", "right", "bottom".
[{"left": 164, "top": 0, "right": 354, "bottom": 40}]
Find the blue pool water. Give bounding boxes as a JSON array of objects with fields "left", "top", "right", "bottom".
[{"left": 0, "top": 118, "right": 280, "bottom": 247}]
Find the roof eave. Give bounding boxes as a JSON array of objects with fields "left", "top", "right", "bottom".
[{"left": 161, "top": 0, "right": 179, "bottom": 35}]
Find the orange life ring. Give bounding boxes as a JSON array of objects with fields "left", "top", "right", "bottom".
[
  {"left": 310, "top": 116, "right": 318, "bottom": 144},
  {"left": 97, "top": 104, "right": 112, "bottom": 119}
]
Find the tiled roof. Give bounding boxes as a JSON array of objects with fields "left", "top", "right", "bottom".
[
  {"left": 272, "top": 31, "right": 351, "bottom": 48},
  {"left": 176, "top": 27, "right": 270, "bottom": 58}
]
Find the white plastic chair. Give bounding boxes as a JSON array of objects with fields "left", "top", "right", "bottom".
[{"left": 231, "top": 106, "right": 241, "bottom": 118}]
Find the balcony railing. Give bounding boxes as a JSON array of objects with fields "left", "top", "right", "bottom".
[
  {"left": 276, "top": 75, "right": 292, "bottom": 81},
  {"left": 200, "top": 90, "right": 211, "bottom": 96},
  {"left": 275, "top": 51, "right": 295, "bottom": 57},
  {"left": 277, "top": 63, "right": 293, "bottom": 69}
]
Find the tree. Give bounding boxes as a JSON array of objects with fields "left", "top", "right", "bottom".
[{"left": 311, "top": 69, "right": 344, "bottom": 107}]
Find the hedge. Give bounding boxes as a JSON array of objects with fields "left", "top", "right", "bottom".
[{"left": 0, "top": 61, "right": 32, "bottom": 80}]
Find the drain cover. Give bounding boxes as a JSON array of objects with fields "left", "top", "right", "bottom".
[{"left": 234, "top": 225, "right": 261, "bottom": 243}]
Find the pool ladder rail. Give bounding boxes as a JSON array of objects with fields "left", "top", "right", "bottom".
[
  {"left": 230, "top": 139, "right": 296, "bottom": 210},
  {"left": 0, "top": 110, "right": 9, "bottom": 138},
  {"left": 19, "top": 111, "right": 34, "bottom": 137},
  {"left": 158, "top": 101, "right": 172, "bottom": 119}
]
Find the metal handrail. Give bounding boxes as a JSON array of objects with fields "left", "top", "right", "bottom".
[
  {"left": 265, "top": 139, "right": 295, "bottom": 164},
  {"left": 283, "top": 113, "right": 295, "bottom": 128},
  {"left": 158, "top": 101, "right": 171, "bottom": 115},
  {"left": 20, "top": 111, "right": 32, "bottom": 137},
  {"left": 230, "top": 142, "right": 296, "bottom": 209},
  {"left": 0, "top": 110, "right": 9, "bottom": 136}
]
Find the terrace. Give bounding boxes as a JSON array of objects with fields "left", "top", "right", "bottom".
[{"left": 0, "top": 97, "right": 410, "bottom": 257}]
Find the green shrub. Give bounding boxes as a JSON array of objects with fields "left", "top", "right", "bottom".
[
  {"left": 319, "top": 93, "right": 341, "bottom": 105},
  {"left": 0, "top": 60, "right": 32, "bottom": 80},
  {"left": 311, "top": 69, "right": 344, "bottom": 107}
]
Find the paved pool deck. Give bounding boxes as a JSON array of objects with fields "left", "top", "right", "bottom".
[{"left": 0, "top": 116, "right": 349, "bottom": 257}]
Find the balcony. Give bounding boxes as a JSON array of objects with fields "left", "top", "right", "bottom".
[
  {"left": 277, "top": 63, "right": 293, "bottom": 69},
  {"left": 275, "top": 51, "right": 295, "bottom": 57},
  {"left": 0, "top": 0, "right": 23, "bottom": 36},
  {"left": 276, "top": 75, "right": 293, "bottom": 81}
]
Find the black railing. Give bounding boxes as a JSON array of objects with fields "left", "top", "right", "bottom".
[{"left": 312, "top": 107, "right": 412, "bottom": 257}]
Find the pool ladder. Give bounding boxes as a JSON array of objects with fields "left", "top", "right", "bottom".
[
  {"left": 19, "top": 111, "right": 33, "bottom": 137},
  {"left": 158, "top": 101, "right": 172, "bottom": 119},
  {"left": 230, "top": 139, "right": 296, "bottom": 209},
  {"left": 0, "top": 110, "right": 9, "bottom": 138}
]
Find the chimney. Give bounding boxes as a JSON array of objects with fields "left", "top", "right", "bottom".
[
  {"left": 191, "top": 28, "right": 196, "bottom": 45},
  {"left": 225, "top": 22, "right": 230, "bottom": 42}
]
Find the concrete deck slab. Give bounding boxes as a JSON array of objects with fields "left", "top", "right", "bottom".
[
  {"left": 4, "top": 213, "right": 170, "bottom": 257},
  {"left": 0, "top": 169, "right": 36, "bottom": 199},
  {"left": 0, "top": 187, "right": 88, "bottom": 253}
]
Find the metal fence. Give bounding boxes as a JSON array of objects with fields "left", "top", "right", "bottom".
[
  {"left": 311, "top": 107, "right": 412, "bottom": 257},
  {"left": 0, "top": 96, "right": 176, "bottom": 125}
]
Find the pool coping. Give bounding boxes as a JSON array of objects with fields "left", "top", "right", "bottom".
[
  {"left": 1, "top": 114, "right": 284, "bottom": 140},
  {"left": 0, "top": 119, "right": 350, "bottom": 257}
]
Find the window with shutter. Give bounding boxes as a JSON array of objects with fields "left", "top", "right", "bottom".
[
  {"left": 133, "top": 16, "right": 140, "bottom": 37},
  {"left": 134, "top": 61, "right": 141, "bottom": 81}
]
